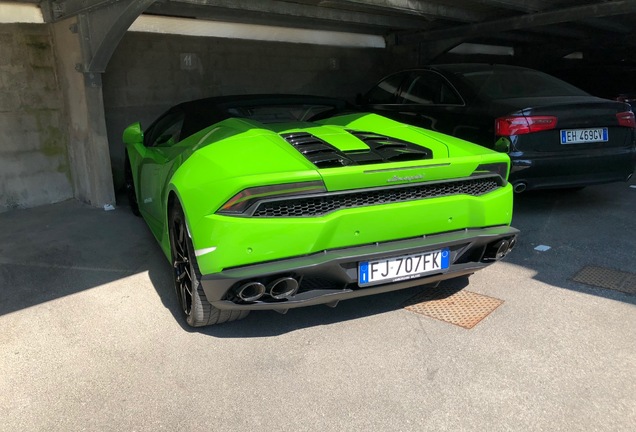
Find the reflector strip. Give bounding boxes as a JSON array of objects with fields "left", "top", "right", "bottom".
[{"left": 195, "top": 247, "right": 217, "bottom": 257}]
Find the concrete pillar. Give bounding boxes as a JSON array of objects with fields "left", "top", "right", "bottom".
[{"left": 51, "top": 18, "right": 115, "bottom": 208}]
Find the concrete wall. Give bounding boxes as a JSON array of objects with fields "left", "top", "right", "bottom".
[
  {"left": 103, "top": 32, "right": 392, "bottom": 190},
  {"left": 0, "top": 24, "right": 396, "bottom": 212},
  {"left": 51, "top": 18, "right": 115, "bottom": 209},
  {"left": 0, "top": 23, "right": 72, "bottom": 212}
]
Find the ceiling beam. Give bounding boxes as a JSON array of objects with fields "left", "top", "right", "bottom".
[
  {"left": 462, "top": 0, "right": 545, "bottom": 13},
  {"left": 526, "top": 25, "right": 587, "bottom": 39},
  {"left": 169, "top": 0, "right": 489, "bottom": 24},
  {"left": 580, "top": 17, "right": 632, "bottom": 33},
  {"left": 315, "top": 0, "right": 489, "bottom": 22},
  {"left": 397, "top": 0, "right": 636, "bottom": 44},
  {"left": 42, "top": 0, "right": 136, "bottom": 22},
  {"left": 147, "top": 0, "right": 435, "bottom": 33},
  {"left": 76, "top": 0, "right": 156, "bottom": 73}
]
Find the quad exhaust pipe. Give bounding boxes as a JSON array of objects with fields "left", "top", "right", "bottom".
[
  {"left": 235, "top": 277, "right": 299, "bottom": 302},
  {"left": 236, "top": 281, "right": 266, "bottom": 302},
  {"left": 484, "top": 236, "right": 517, "bottom": 261},
  {"left": 268, "top": 277, "right": 299, "bottom": 300}
]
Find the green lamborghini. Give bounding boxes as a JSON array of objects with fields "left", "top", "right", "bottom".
[{"left": 123, "top": 95, "right": 518, "bottom": 327}]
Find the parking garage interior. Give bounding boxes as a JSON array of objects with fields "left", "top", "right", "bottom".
[
  {"left": 2, "top": 0, "right": 636, "bottom": 212},
  {"left": 1, "top": 2, "right": 635, "bottom": 430}
]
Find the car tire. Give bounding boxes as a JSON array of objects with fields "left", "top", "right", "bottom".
[
  {"left": 169, "top": 202, "right": 249, "bottom": 327},
  {"left": 125, "top": 154, "right": 141, "bottom": 216}
]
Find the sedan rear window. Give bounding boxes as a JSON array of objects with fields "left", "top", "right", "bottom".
[
  {"left": 461, "top": 68, "right": 589, "bottom": 99},
  {"left": 365, "top": 72, "right": 408, "bottom": 104}
]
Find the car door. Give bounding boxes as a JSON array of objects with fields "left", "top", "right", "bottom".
[{"left": 138, "top": 109, "right": 186, "bottom": 235}]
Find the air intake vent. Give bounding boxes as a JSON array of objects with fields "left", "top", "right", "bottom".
[
  {"left": 348, "top": 132, "right": 433, "bottom": 163},
  {"left": 282, "top": 133, "right": 353, "bottom": 168},
  {"left": 282, "top": 131, "right": 433, "bottom": 168}
]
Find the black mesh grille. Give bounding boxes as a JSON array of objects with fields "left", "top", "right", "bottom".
[{"left": 251, "top": 177, "right": 500, "bottom": 217}]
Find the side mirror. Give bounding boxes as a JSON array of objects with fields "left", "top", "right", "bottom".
[{"left": 123, "top": 122, "right": 143, "bottom": 145}]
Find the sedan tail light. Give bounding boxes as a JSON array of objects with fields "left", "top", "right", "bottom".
[
  {"left": 616, "top": 111, "right": 635, "bottom": 128},
  {"left": 495, "top": 115, "right": 558, "bottom": 136}
]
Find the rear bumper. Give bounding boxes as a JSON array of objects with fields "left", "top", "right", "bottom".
[
  {"left": 509, "top": 146, "right": 636, "bottom": 190},
  {"left": 202, "top": 225, "right": 519, "bottom": 311}
]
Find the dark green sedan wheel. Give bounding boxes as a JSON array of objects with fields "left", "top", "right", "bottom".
[{"left": 168, "top": 202, "right": 249, "bottom": 327}]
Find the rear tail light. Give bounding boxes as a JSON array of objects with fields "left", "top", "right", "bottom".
[
  {"left": 616, "top": 111, "right": 635, "bottom": 128},
  {"left": 495, "top": 115, "right": 558, "bottom": 136},
  {"left": 218, "top": 181, "right": 326, "bottom": 215},
  {"left": 471, "top": 162, "right": 509, "bottom": 182}
]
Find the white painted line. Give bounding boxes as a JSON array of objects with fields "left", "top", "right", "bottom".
[{"left": 534, "top": 245, "right": 551, "bottom": 252}]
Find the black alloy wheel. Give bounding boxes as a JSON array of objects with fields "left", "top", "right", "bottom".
[
  {"left": 168, "top": 202, "right": 249, "bottom": 327},
  {"left": 170, "top": 205, "right": 194, "bottom": 319}
]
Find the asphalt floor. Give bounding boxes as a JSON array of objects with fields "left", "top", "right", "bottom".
[{"left": 1, "top": 181, "right": 635, "bottom": 431}]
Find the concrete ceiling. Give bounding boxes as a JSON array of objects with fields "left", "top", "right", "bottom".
[{"left": 35, "top": 0, "right": 636, "bottom": 64}]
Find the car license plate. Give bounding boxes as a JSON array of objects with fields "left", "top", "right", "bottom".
[
  {"left": 358, "top": 248, "right": 450, "bottom": 286},
  {"left": 560, "top": 128, "right": 608, "bottom": 144}
]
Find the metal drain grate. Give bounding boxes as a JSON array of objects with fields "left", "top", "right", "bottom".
[
  {"left": 572, "top": 265, "right": 636, "bottom": 295},
  {"left": 403, "top": 286, "right": 504, "bottom": 329}
]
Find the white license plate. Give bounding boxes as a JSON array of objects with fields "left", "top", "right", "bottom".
[
  {"left": 560, "top": 128, "right": 608, "bottom": 144},
  {"left": 358, "top": 248, "right": 450, "bottom": 286}
]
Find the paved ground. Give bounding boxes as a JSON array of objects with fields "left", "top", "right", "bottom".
[{"left": 1, "top": 181, "right": 635, "bottom": 431}]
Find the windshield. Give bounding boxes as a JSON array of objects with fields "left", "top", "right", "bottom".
[{"left": 460, "top": 68, "right": 589, "bottom": 99}]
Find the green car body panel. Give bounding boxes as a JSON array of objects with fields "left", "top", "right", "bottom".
[{"left": 123, "top": 96, "right": 517, "bottom": 322}]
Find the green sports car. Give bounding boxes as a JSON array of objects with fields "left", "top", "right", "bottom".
[{"left": 123, "top": 95, "right": 518, "bottom": 327}]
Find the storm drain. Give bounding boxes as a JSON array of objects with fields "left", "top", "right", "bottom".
[
  {"left": 572, "top": 265, "right": 636, "bottom": 295},
  {"left": 403, "top": 286, "right": 503, "bottom": 329}
]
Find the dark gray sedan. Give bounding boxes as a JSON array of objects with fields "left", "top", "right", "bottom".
[{"left": 360, "top": 64, "right": 636, "bottom": 192}]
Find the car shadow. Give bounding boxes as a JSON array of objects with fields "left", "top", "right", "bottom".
[
  {"left": 136, "top": 180, "right": 636, "bottom": 337},
  {"left": 507, "top": 182, "right": 636, "bottom": 304},
  {"left": 2, "top": 181, "right": 633, "bottom": 333},
  {"left": 0, "top": 199, "right": 159, "bottom": 317},
  {"left": 147, "top": 256, "right": 469, "bottom": 337}
]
